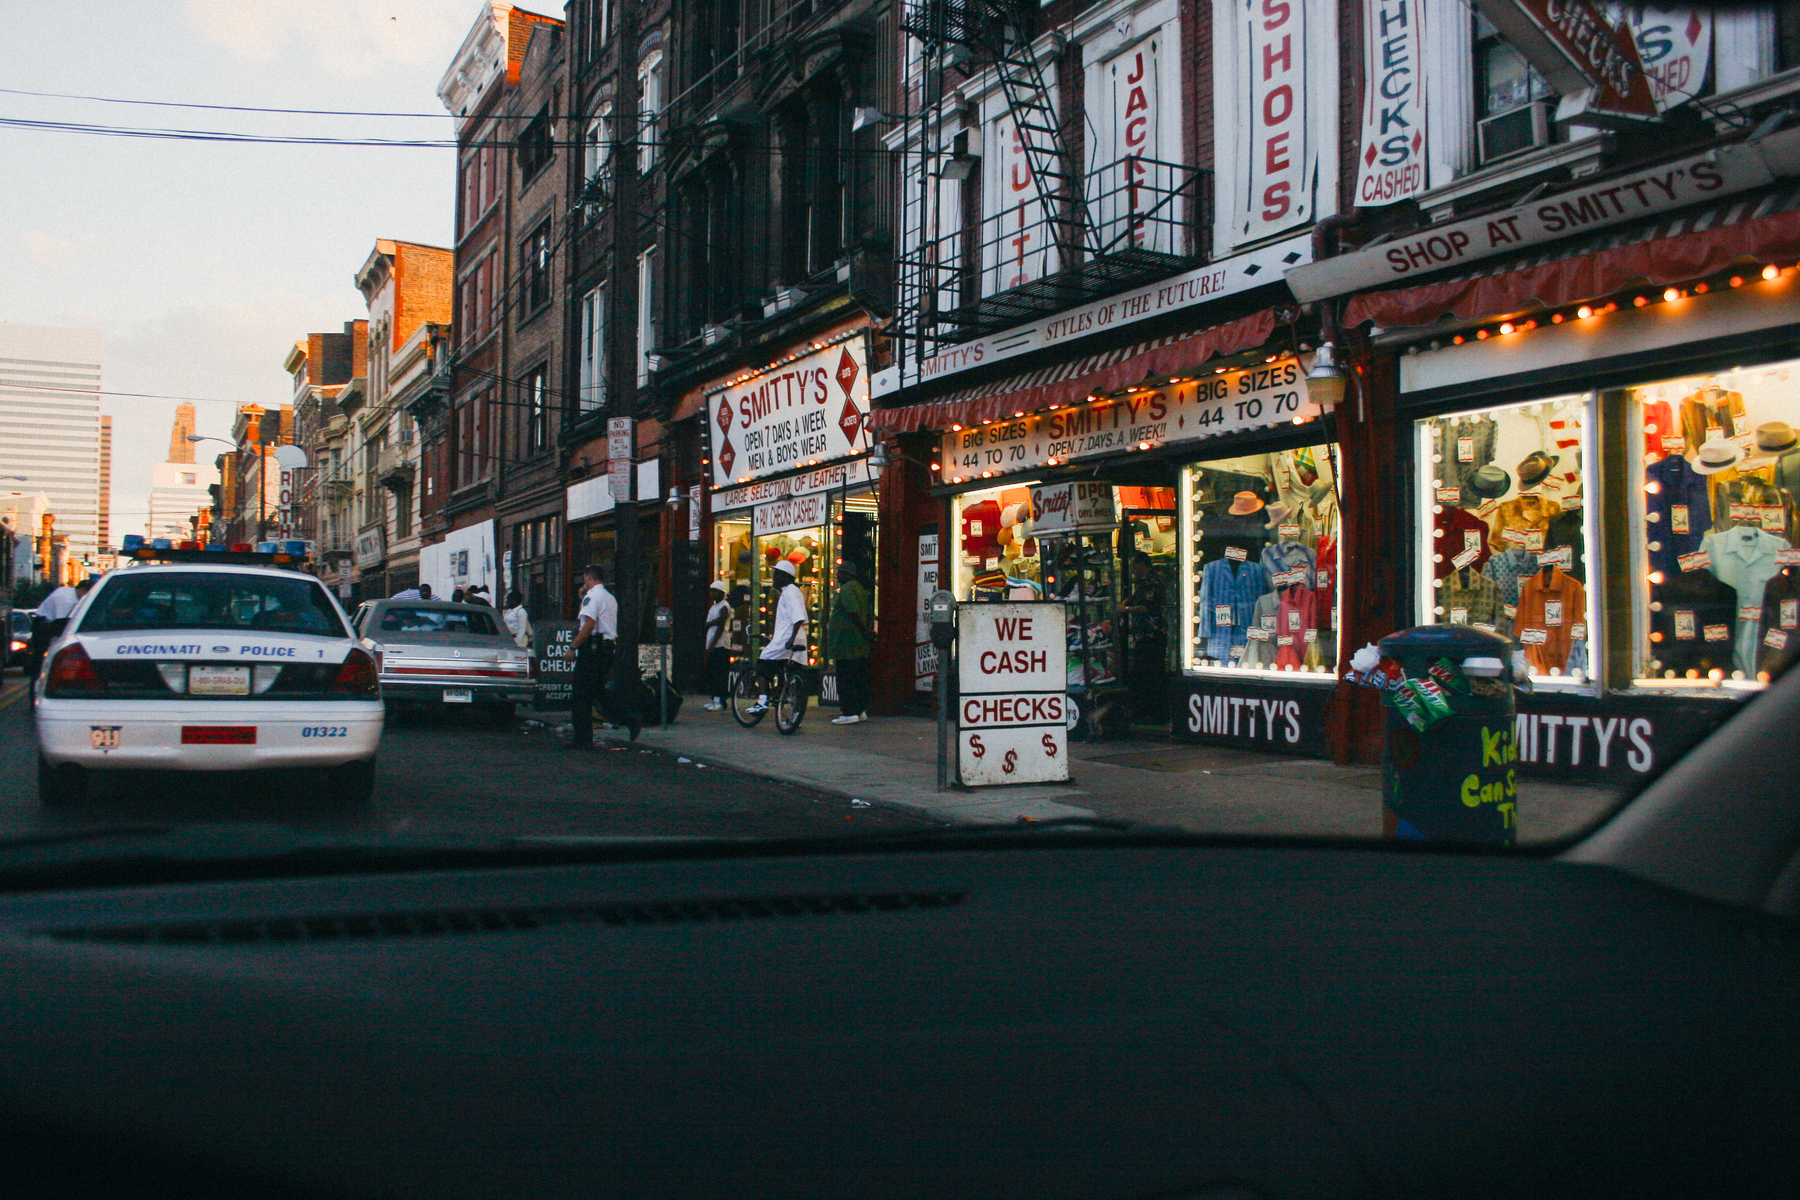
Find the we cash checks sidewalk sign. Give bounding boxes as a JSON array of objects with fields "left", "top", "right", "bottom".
[{"left": 957, "top": 602, "right": 1069, "bottom": 786}]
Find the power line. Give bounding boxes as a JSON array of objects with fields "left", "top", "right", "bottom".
[{"left": 0, "top": 85, "right": 462, "bottom": 119}]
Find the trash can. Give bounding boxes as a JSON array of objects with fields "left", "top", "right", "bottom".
[{"left": 1377, "top": 625, "right": 1517, "bottom": 846}]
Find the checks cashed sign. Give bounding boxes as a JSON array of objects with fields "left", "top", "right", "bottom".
[
  {"left": 957, "top": 603, "right": 1069, "bottom": 787},
  {"left": 709, "top": 336, "right": 870, "bottom": 488},
  {"left": 1356, "top": 0, "right": 1426, "bottom": 207}
]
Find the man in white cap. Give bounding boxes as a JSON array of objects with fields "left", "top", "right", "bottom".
[
  {"left": 701, "top": 579, "right": 731, "bottom": 711},
  {"left": 745, "top": 559, "right": 808, "bottom": 717}
]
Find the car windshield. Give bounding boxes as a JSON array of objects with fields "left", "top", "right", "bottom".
[
  {"left": 78, "top": 573, "right": 348, "bottom": 638},
  {"left": 6, "top": 2, "right": 1800, "bottom": 880},
  {"left": 379, "top": 607, "right": 499, "bottom": 636}
]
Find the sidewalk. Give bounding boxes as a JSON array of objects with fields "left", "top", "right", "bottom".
[{"left": 569, "top": 700, "right": 1620, "bottom": 842}]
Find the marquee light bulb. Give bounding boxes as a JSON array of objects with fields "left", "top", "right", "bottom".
[
  {"left": 1764, "top": 264, "right": 1780, "bottom": 280},
  {"left": 1577, "top": 306, "right": 1593, "bottom": 319}
]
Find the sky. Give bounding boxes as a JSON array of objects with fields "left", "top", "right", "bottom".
[{"left": 2, "top": 0, "right": 561, "bottom": 544}]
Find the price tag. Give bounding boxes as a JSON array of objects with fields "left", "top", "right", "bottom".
[
  {"left": 1451, "top": 547, "right": 1479, "bottom": 570},
  {"left": 1661, "top": 434, "right": 1687, "bottom": 451},
  {"left": 1502, "top": 528, "right": 1528, "bottom": 547},
  {"left": 1260, "top": 615, "right": 1277, "bottom": 629},
  {"left": 1229, "top": 644, "right": 1244, "bottom": 660},
  {"left": 1279, "top": 522, "right": 1301, "bottom": 539},
  {"left": 1288, "top": 610, "right": 1303, "bottom": 631},
  {"left": 1675, "top": 610, "right": 1696, "bottom": 639},
  {"left": 1277, "top": 635, "right": 1295, "bottom": 647},
  {"left": 1671, "top": 505, "right": 1689, "bottom": 534},
  {"left": 1544, "top": 600, "right": 1563, "bottom": 627},
  {"left": 1731, "top": 503, "right": 1758, "bottom": 521},
  {"left": 1741, "top": 604, "right": 1764, "bottom": 621},
  {"left": 1225, "top": 546, "right": 1247, "bottom": 562},
  {"left": 1782, "top": 599, "right": 1797, "bottom": 629},
  {"left": 1214, "top": 605, "right": 1233, "bottom": 627},
  {"left": 1246, "top": 626, "right": 1271, "bottom": 642},
  {"left": 1766, "top": 628, "right": 1789, "bottom": 650},
  {"left": 1435, "top": 487, "right": 1462, "bottom": 503},
  {"left": 1450, "top": 607, "right": 1469, "bottom": 624},
  {"left": 1778, "top": 549, "right": 1800, "bottom": 566},
  {"left": 1733, "top": 432, "right": 1757, "bottom": 456},
  {"left": 1678, "top": 550, "right": 1712, "bottom": 572},
  {"left": 1704, "top": 624, "right": 1730, "bottom": 642},
  {"left": 985, "top": 556, "right": 999, "bottom": 569},
  {"left": 1537, "top": 548, "right": 1570, "bottom": 567},
  {"left": 1760, "top": 506, "right": 1786, "bottom": 532},
  {"left": 1503, "top": 604, "right": 1518, "bottom": 619},
  {"left": 1525, "top": 529, "right": 1545, "bottom": 551},
  {"left": 1571, "top": 623, "right": 1587, "bottom": 640},
  {"left": 1473, "top": 622, "right": 1497, "bottom": 633},
  {"left": 1562, "top": 494, "right": 1582, "bottom": 510},
  {"left": 1519, "top": 628, "right": 1547, "bottom": 645},
  {"left": 1457, "top": 436, "right": 1474, "bottom": 462},
  {"left": 1303, "top": 628, "right": 1318, "bottom": 643},
  {"left": 969, "top": 520, "right": 983, "bottom": 537}
]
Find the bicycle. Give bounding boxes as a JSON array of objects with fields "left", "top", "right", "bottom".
[{"left": 727, "top": 632, "right": 811, "bottom": 734}]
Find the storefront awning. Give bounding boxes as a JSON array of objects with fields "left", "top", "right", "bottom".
[
  {"left": 1345, "top": 184, "right": 1800, "bottom": 332},
  {"left": 868, "top": 309, "right": 1276, "bottom": 434}
]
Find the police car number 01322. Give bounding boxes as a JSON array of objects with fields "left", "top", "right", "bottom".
[{"left": 301, "top": 726, "right": 349, "bottom": 738}]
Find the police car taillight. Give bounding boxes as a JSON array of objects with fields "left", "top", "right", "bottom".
[
  {"left": 330, "top": 648, "right": 380, "bottom": 696},
  {"left": 44, "top": 643, "right": 103, "bottom": 696}
]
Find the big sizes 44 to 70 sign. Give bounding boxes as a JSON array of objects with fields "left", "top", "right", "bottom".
[{"left": 957, "top": 602, "right": 1069, "bottom": 786}]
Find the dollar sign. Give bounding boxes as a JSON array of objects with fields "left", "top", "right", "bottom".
[
  {"left": 969, "top": 734, "right": 985, "bottom": 759},
  {"left": 1042, "top": 733, "right": 1058, "bottom": 757},
  {"left": 1002, "top": 749, "right": 1017, "bottom": 774}
]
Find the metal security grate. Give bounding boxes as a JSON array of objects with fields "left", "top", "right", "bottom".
[{"left": 34, "top": 891, "right": 970, "bottom": 946}]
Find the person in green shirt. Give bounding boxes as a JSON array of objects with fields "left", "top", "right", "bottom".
[{"left": 828, "top": 556, "right": 874, "bottom": 725}]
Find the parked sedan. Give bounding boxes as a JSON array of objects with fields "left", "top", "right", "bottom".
[{"left": 353, "top": 600, "right": 534, "bottom": 724}]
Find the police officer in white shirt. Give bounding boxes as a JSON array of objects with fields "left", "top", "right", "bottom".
[
  {"left": 568, "top": 564, "right": 639, "bottom": 747},
  {"left": 26, "top": 578, "right": 90, "bottom": 684},
  {"left": 746, "top": 559, "right": 808, "bottom": 717}
]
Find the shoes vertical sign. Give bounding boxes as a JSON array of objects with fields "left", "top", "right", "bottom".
[{"left": 957, "top": 602, "right": 1070, "bottom": 786}]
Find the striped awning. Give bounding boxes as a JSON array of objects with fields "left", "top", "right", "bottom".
[
  {"left": 1346, "top": 184, "right": 1800, "bottom": 331},
  {"left": 868, "top": 309, "right": 1277, "bottom": 434}
]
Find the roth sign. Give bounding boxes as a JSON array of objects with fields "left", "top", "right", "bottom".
[
  {"left": 957, "top": 602, "right": 1069, "bottom": 787},
  {"left": 708, "top": 335, "right": 870, "bottom": 488}
]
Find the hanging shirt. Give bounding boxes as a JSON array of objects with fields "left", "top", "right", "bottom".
[
  {"left": 1640, "top": 398, "right": 1677, "bottom": 461},
  {"left": 1514, "top": 567, "right": 1586, "bottom": 675},
  {"left": 1240, "top": 592, "right": 1281, "bottom": 669},
  {"left": 1440, "top": 567, "right": 1507, "bottom": 634},
  {"left": 1645, "top": 452, "right": 1712, "bottom": 577},
  {"left": 1273, "top": 584, "right": 1320, "bottom": 671},
  {"left": 1197, "top": 558, "right": 1271, "bottom": 665},
  {"left": 1700, "top": 525, "right": 1793, "bottom": 673},
  {"left": 1756, "top": 566, "right": 1800, "bottom": 677},
  {"left": 1488, "top": 494, "right": 1561, "bottom": 553},
  {"left": 1649, "top": 569, "right": 1741, "bottom": 678},
  {"left": 760, "top": 583, "right": 810, "bottom": 663},
  {"left": 1482, "top": 547, "right": 1539, "bottom": 612},
  {"left": 1259, "top": 540, "right": 1317, "bottom": 588},
  {"left": 1542, "top": 508, "right": 1587, "bottom": 584},
  {"left": 1434, "top": 506, "right": 1492, "bottom": 580}
]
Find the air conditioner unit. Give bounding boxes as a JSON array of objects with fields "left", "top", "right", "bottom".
[{"left": 1478, "top": 101, "right": 1552, "bottom": 166}]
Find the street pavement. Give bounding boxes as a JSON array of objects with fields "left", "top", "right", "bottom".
[{"left": 0, "top": 668, "right": 937, "bottom": 842}]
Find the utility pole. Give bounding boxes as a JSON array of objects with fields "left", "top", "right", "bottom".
[{"left": 608, "top": 0, "right": 643, "bottom": 705}]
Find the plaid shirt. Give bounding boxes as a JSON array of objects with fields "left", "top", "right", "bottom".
[
  {"left": 1482, "top": 548, "right": 1539, "bottom": 611},
  {"left": 1439, "top": 567, "right": 1507, "bottom": 634}
]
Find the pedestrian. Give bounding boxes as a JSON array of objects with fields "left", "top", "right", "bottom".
[
  {"left": 746, "top": 558, "right": 808, "bottom": 717},
  {"left": 1118, "top": 551, "right": 1169, "bottom": 722},
  {"left": 504, "top": 590, "right": 531, "bottom": 649},
  {"left": 702, "top": 580, "right": 731, "bottom": 711},
  {"left": 567, "top": 564, "right": 640, "bottom": 748},
  {"left": 451, "top": 587, "right": 465, "bottom": 603},
  {"left": 465, "top": 585, "right": 492, "bottom": 607},
  {"left": 26, "top": 577, "right": 91, "bottom": 683},
  {"left": 418, "top": 584, "right": 434, "bottom": 600},
  {"left": 390, "top": 584, "right": 422, "bottom": 600},
  {"left": 828, "top": 556, "right": 873, "bottom": 725}
]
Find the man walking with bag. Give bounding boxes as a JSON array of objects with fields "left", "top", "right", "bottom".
[
  {"left": 567, "top": 564, "right": 640, "bottom": 749},
  {"left": 828, "top": 556, "right": 873, "bottom": 725}
]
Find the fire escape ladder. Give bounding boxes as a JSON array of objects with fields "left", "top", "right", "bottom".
[{"left": 980, "top": 3, "right": 1091, "bottom": 261}]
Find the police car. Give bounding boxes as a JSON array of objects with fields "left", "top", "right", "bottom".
[{"left": 33, "top": 547, "right": 383, "bottom": 805}]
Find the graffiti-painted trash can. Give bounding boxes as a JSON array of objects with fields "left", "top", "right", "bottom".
[{"left": 1377, "top": 625, "right": 1517, "bottom": 845}]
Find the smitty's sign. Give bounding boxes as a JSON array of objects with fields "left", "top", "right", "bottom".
[
  {"left": 709, "top": 335, "right": 869, "bottom": 488},
  {"left": 957, "top": 602, "right": 1070, "bottom": 787}
]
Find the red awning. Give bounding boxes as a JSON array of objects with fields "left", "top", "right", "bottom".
[
  {"left": 1345, "top": 184, "right": 1800, "bottom": 330},
  {"left": 868, "top": 309, "right": 1277, "bottom": 433}
]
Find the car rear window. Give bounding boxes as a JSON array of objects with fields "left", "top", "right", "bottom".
[
  {"left": 79, "top": 573, "right": 349, "bottom": 637},
  {"left": 377, "top": 607, "right": 500, "bottom": 635}
]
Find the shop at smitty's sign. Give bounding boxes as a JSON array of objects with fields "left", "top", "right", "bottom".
[{"left": 710, "top": 337, "right": 869, "bottom": 488}]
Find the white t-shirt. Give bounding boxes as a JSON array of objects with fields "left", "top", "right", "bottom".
[
  {"left": 504, "top": 605, "right": 531, "bottom": 647},
  {"left": 704, "top": 599, "right": 730, "bottom": 650},
  {"left": 578, "top": 584, "right": 618, "bottom": 641},
  {"left": 36, "top": 586, "right": 79, "bottom": 621},
  {"left": 760, "top": 583, "right": 809, "bottom": 663}
]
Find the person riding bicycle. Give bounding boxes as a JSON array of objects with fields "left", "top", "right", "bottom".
[{"left": 745, "top": 558, "right": 808, "bottom": 718}]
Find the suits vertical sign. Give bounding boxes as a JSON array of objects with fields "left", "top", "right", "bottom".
[
  {"left": 1241, "top": 0, "right": 1311, "bottom": 242},
  {"left": 1356, "top": 0, "right": 1426, "bottom": 206}
]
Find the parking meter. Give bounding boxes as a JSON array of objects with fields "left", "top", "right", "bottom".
[
  {"left": 928, "top": 590, "right": 956, "bottom": 648},
  {"left": 654, "top": 606, "right": 673, "bottom": 645}
]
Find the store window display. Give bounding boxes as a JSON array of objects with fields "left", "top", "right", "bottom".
[
  {"left": 1178, "top": 444, "right": 1340, "bottom": 674},
  {"left": 951, "top": 484, "right": 1043, "bottom": 601},
  {"left": 1419, "top": 397, "right": 1591, "bottom": 682},
  {"left": 1634, "top": 366, "right": 1800, "bottom": 685}
]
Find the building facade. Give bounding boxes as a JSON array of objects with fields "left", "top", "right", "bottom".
[{"left": 0, "top": 323, "right": 105, "bottom": 566}]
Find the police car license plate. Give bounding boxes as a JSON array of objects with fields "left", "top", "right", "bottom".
[
  {"left": 90, "top": 726, "right": 121, "bottom": 750},
  {"left": 443, "top": 688, "right": 473, "bottom": 703},
  {"left": 189, "top": 665, "right": 251, "bottom": 696}
]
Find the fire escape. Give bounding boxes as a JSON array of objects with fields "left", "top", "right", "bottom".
[{"left": 894, "top": 0, "right": 1208, "bottom": 347}]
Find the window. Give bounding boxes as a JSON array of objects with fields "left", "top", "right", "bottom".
[
  {"left": 637, "top": 246, "right": 657, "bottom": 387},
  {"left": 178, "top": 472, "right": 195, "bottom": 486},
  {"left": 378, "top": 606, "right": 500, "bottom": 636},
  {"left": 638, "top": 51, "right": 663, "bottom": 174},
  {"left": 778, "top": 85, "right": 845, "bottom": 282},
  {"left": 579, "top": 286, "right": 608, "bottom": 413},
  {"left": 518, "top": 107, "right": 553, "bottom": 181},
  {"left": 524, "top": 366, "right": 549, "bottom": 454},
  {"left": 365, "top": 436, "right": 386, "bottom": 527},
  {"left": 1417, "top": 398, "right": 1592, "bottom": 686},
  {"left": 523, "top": 221, "right": 552, "bottom": 315},
  {"left": 1179, "top": 446, "right": 1341, "bottom": 675},
  {"left": 395, "top": 482, "right": 413, "bottom": 538},
  {"left": 583, "top": 103, "right": 613, "bottom": 199},
  {"left": 456, "top": 390, "right": 496, "bottom": 488},
  {"left": 81, "top": 572, "right": 348, "bottom": 637}
]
